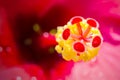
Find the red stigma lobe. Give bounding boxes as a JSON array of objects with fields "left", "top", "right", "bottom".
[
  {"left": 92, "top": 36, "right": 101, "bottom": 47},
  {"left": 73, "top": 42, "right": 85, "bottom": 52},
  {"left": 87, "top": 19, "right": 97, "bottom": 28},
  {"left": 71, "top": 17, "right": 82, "bottom": 24},
  {"left": 62, "top": 28, "right": 70, "bottom": 40}
]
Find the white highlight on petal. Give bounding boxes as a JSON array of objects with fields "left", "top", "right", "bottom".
[
  {"left": 0, "top": 46, "right": 3, "bottom": 52},
  {"left": 31, "top": 76, "right": 37, "bottom": 80},
  {"left": 110, "top": 27, "right": 120, "bottom": 41},
  {"left": 6, "top": 46, "right": 12, "bottom": 52},
  {"left": 43, "top": 32, "right": 49, "bottom": 38},
  {"left": 16, "top": 76, "right": 22, "bottom": 80},
  {"left": 91, "top": 57, "right": 97, "bottom": 63}
]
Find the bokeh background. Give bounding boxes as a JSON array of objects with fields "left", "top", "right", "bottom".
[{"left": 0, "top": 0, "right": 120, "bottom": 80}]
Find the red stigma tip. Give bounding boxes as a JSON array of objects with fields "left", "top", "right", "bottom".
[
  {"left": 92, "top": 36, "right": 101, "bottom": 47},
  {"left": 71, "top": 17, "right": 82, "bottom": 24},
  {"left": 73, "top": 42, "right": 85, "bottom": 52},
  {"left": 87, "top": 19, "right": 97, "bottom": 28},
  {"left": 62, "top": 28, "right": 70, "bottom": 40}
]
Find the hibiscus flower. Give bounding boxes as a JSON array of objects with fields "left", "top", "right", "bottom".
[{"left": 0, "top": 0, "right": 120, "bottom": 80}]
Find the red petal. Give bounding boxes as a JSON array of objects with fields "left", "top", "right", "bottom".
[
  {"left": 62, "top": 28, "right": 70, "bottom": 40},
  {"left": 71, "top": 17, "right": 82, "bottom": 24},
  {"left": 73, "top": 42, "right": 85, "bottom": 52},
  {"left": 87, "top": 19, "right": 97, "bottom": 28},
  {"left": 92, "top": 36, "right": 101, "bottom": 47}
]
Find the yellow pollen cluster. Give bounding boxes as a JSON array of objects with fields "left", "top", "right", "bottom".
[{"left": 55, "top": 16, "right": 103, "bottom": 62}]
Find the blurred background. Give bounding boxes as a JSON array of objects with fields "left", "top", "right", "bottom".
[{"left": 0, "top": 0, "right": 120, "bottom": 80}]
